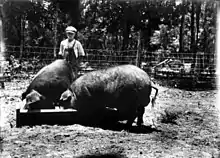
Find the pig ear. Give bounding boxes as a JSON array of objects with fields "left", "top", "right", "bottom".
[
  {"left": 60, "top": 89, "right": 72, "bottom": 101},
  {"left": 30, "top": 89, "right": 45, "bottom": 100},
  {"left": 61, "top": 94, "right": 71, "bottom": 101},
  {"left": 26, "top": 95, "right": 40, "bottom": 105}
]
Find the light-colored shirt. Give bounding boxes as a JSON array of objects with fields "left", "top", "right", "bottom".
[{"left": 59, "top": 39, "right": 85, "bottom": 58}]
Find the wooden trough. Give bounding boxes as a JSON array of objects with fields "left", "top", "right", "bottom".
[
  {"left": 16, "top": 105, "right": 120, "bottom": 128},
  {"left": 16, "top": 107, "right": 78, "bottom": 127}
]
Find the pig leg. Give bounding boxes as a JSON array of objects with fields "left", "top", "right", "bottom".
[
  {"left": 137, "top": 97, "right": 150, "bottom": 126},
  {"left": 125, "top": 105, "right": 138, "bottom": 128},
  {"left": 77, "top": 104, "right": 105, "bottom": 126},
  {"left": 126, "top": 113, "right": 137, "bottom": 128},
  {"left": 92, "top": 106, "right": 106, "bottom": 125},
  {"left": 137, "top": 106, "right": 145, "bottom": 126}
]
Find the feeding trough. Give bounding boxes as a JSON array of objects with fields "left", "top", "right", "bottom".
[
  {"left": 15, "top": 62, "right": 97, "bottom": 128},
  {"left": 16, "top": 104, "right": 120, "bottom": 128},
  {"left": 16, "top": 105, "right": 78, "bottom": 127}
]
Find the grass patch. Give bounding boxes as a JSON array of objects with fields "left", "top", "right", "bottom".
[{"left": 159, "top": 108, "right": 183, "bottom": 125}]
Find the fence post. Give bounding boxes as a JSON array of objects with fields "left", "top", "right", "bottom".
[{"left": 135, "top": 30, "right": 141, "bottom": 67}]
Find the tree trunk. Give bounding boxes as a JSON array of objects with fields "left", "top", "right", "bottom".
[
  {"left": 203, "top": 3, "right": 207, "bottom": 49},
  {"left": 53, "top": 3, "right": 58, "bottom": 58},
  {"left": 69, "top": 0, "right": 80, "bottom": 28},
  {"left": 146, "top": 20, "right": 152, "bottom": 50},
  {"left": 114, "top": 33, "right": 118, "bottom": 50},
  {"left": 135, "top": 30, "right": 141, "bottom": 67},
  {"left": 57, "top": 0, "right": 80, "bottom": 28},
  {"left": 19, "top": 14, "right": 24, "bottom": 61},
  {"left": 0, "top": 3, "right": 5, "bottom": 58},
  {"left": 195, "top": 1, "right": 202, "bottom": 69},
  {"left": 196, "top": 2, "right": 201, "bottom": 46},
  {"left": 202, "top": 2, "right": 208, "bottom": 69},
  {"left": 179, "top": 1, "right": 185, "bottom": 58},
  {"left": 122, "top": 5, "right": 129, "bottom": 50},
  {"left": 122, "top": 22, "right": 129, "bottom": 50},
  {"left": 191, "top": 2, "right": 196, "bottom": 69}
]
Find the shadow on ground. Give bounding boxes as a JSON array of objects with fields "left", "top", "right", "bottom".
[
  {"left": 73, "top": 107, "right": 161, "bottom": 134},
  {"left": 76, "top": 153, "right": 128, "bottom": 158},
  {"left": 77, "top": 120, "right": 161, "bottom": 134}
]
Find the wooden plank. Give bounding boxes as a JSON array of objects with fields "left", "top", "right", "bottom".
[{"left": 16, "top": 108, "right": 78, "bottom": 127}]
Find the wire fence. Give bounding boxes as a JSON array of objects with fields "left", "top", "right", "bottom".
[
  {"left": 0, "top": 45, "right": 217, "bottom": 87},
  {"left": 1, "top": 45, "right": 139, "bottom": 73}
]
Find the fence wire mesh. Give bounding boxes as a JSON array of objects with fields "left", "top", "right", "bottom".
[{"left": 0, "top": 45, "right": 217, "bottom": 87}]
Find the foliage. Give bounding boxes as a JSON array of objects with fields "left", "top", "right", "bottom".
[{"left": 1, "top": 0, "right": 217, "bottom": 68}]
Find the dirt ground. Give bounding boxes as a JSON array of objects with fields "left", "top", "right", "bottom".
[{"left": 0, "top": 79, "right": 219, "bottom": 158}]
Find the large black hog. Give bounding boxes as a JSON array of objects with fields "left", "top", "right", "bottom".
[
  {"left": 22, "top": 59, "right": 76, "bottom": 110},
  {"left": 60, "top": 64, "right": 158, "bottom": 127}
]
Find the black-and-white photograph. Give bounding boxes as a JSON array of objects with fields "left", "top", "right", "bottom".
[{"left": 0, "top": 0, "right": 218, "bottom": 157}]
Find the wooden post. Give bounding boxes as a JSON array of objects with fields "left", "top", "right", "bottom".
[{"left": 136, "top": 30, "right": 141, "bottom": 67}]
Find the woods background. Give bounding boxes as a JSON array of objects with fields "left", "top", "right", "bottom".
[{"left": 0, "top": 0, "right": 217, "bottom": 86}]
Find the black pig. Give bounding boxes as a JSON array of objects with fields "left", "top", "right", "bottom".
[
  {"left": 22, "top": 59, "right": 76, "bottom": 110},
  {"left": 60, "top": 64, "right": 158, "bottom": 127}
]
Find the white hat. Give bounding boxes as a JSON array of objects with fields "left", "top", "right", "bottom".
[{"left": 65, "top": 26, "right": 77, "bottom": 33}]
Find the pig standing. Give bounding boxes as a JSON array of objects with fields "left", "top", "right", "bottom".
[
  {"left": 60, "top": 64, "right": 158, "bottom": 127},
  {"left": 22, "top": 59, "right": 76, "bottom": 110}
]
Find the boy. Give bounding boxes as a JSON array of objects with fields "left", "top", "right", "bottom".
[{"left": 58, "top": 26, "right": 85, "bottom": 73}]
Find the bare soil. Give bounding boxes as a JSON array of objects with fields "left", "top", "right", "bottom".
[{"left": 0, "top": 79, "right": 219, "bottom": 158}]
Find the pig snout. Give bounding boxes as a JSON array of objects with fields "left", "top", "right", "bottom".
[
  {"left": 24, "top": 89, "right": 55, "bottom": 110},
  {"left": 59, "top": 89, "right": 76, "bottom": 109},
  {"left": 25, "top": 90, "right": 45, "bottom": 107}
]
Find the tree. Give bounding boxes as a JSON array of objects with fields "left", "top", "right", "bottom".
[
  {"left": 195, "top": 1, "right": 201, "bottom": 49},
  {"left": 191, "top": 1, "right": 196, "bottom": 67},
  {"left": 3, "top": 1, "right": 31, "bottom": 46},
  {"left": 202, "top": 1, "right": 216, "bottom": 70},
  {"left": 56, "top": 0, "right": 80, "bottom": 27},
  {"left": 178, "top": 0, "right": 187, "bottom": 55},
  {"left": 1, "top": 0, "right": 216, "bottom": 70}
]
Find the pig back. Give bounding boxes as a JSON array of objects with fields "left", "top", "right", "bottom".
[
  {"left": 22, "top": 59, "right": 76, "bottom": 101},
  {"left": 70, "top": 64, "right": 152, "bottom": 111}
]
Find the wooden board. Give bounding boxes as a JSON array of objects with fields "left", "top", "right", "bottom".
[{"left": 16, "top": 108, "right": 78, "bottom": 127}]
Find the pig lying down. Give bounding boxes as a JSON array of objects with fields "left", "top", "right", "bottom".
[
  {"left": 60, "top": 64, "right": 158, "bottom": 127},
  {"left": 21, "top": 59, "right": 76, "bottom": 110}
]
